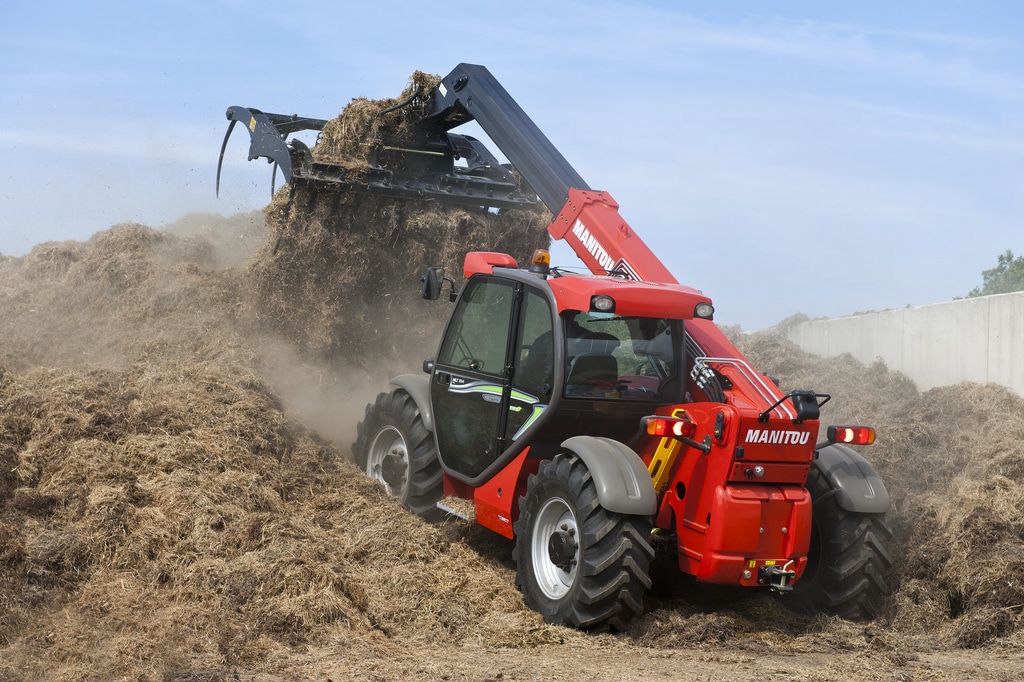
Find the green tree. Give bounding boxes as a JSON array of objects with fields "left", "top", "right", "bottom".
[{"left": 968, "top": 249, "right": 1024, "bottom": 297}]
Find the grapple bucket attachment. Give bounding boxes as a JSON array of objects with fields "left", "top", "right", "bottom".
[{"left": 216, "top": 104, "right": 538, "bottom": 209}]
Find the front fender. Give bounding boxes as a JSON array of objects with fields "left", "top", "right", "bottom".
[
  {"left": 561, "top": 436, "right": 657, "bottom": 516},
  {"left": 814, "top": 443, "right": 890, "bottom": 514},
  {"left": 390, "top": 374, "right": 433, "bottom": 433}
]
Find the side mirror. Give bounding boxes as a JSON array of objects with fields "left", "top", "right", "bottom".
[{"left": 421, "top": 267, "right": 444, "bottom": 300}]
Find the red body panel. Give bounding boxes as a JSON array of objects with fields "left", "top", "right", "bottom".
[
  {"left": 470, "top": 448, "right": 534, "bottom": 539},
  {"left": 445, "top": 449, "right": 541, "bottom": 540},
  {"left": 642, "top": 403, "right": 817, "bottom": 583},
  {"left": 463, "top": 251, "right": 518, "bottom": 277},
  {"left": 545, "top": 273, "right": 712, "bottom": 319}
]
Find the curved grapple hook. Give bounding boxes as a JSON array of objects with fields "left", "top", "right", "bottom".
[
  {"left": 216, "top": 118, "right": 237, "bottom": 198},
  {"left": 216, "top": 106, "right": 327, "bottom": 198}
]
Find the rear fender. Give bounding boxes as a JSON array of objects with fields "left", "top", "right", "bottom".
[
  {"left": 813, "top": 444, "right": 889, "bottom": 514},
  {"left": 561, "top": 436, "right": 657, "bottom": 516},
  {"left": 390, "top": 374, "right": 433, "bottom": 433}
]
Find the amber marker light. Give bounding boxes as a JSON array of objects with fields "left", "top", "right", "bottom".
[{"left": 528, "top": 249, "right": 551, "bottom": 276}]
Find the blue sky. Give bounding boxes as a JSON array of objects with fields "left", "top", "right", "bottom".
[{"left": 2, "top": 1, "right": 1021, "bottom": 328}]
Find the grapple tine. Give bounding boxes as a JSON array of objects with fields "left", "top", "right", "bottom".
[{"left": 216, "top": 117, "right": 237, "bottom": 197}]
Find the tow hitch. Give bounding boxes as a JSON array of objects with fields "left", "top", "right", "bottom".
[{"left": 758, "top": 560, "right": 796, "bottom": 592}]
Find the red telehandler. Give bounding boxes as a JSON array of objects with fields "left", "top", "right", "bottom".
[{"left": 219, "top": 64, "right": 892, "bottom": 630}]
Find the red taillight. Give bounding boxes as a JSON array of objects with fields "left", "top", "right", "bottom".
[
  {"left": 828, "top": 425, "right": 876, "bottom": 445},
  {"left": 644, "top": 416, "right": 696, "bottom": 438}
]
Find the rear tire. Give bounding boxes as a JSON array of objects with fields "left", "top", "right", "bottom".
[
  {"left": 786, "top": 466, "right": 893, "bottom": 620},
  {"left": 513, "top": 453, "right": 654, "bottom": 630},
  {"left": 353, "top": 390, "right": 443, "bottom": 520}
]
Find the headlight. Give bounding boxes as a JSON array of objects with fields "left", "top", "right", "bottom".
[{"left": 591, "top": 295, "right": 615, "bottom": 312}]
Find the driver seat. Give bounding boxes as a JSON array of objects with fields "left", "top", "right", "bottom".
[{"left": 567, "top": 353, "right": 618, "bottom": 384}]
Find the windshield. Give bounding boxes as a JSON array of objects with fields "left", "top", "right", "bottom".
[{"left": 562, "top": 311, "right": 680, "bottom": 401}]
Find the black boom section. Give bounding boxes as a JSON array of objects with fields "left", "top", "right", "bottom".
[{"left": 422, "top": 64, "right": 592, "bottom": 214}]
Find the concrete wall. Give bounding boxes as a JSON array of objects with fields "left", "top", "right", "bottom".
[{"left": 783, "top": 291, "right": 1024, "bottom": 395}]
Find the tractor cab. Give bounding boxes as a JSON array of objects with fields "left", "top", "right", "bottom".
[{"left": 426, "top": 251, "right": 712, "bottom": 487}]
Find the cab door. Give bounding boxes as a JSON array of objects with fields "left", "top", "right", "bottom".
[{"left": 430, "top": 275, "right": 553, "bottom": 481}]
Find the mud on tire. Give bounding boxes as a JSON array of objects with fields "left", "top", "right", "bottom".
[
  {"left": 513, "top": 453, "right": 654, "bottom": 631},
  {"left": 786, "top": 466, "right": 893, "bottom": 620},
  {"left": 353, "top": 389, "right": 443, "bottom": 520}
]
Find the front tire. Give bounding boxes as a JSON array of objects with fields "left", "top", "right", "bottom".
[
  {"left": 513, "top": 453, "right": 654, "bottom": 630},
  {"left": 786, "top": 466, "right": 893, "bottom": 619},
  {"left": 353, "top": 390, "right": 443, "bottom": 520}
]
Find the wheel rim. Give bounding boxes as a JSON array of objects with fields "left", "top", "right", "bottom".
[
  {"left": 366, "top": 425, "right": 409, "bottom": 500},
  {"left": 531, "top": 496, "right": 579, "bottom": 600}
]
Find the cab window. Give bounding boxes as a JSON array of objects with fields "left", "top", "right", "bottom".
[
  {"left": 437, "top": 278, "right": 514, "bottom": 375},
  {"left": 512, "top": 289, "right": 555, "bottom": 399},
  {"left": 563, "top": 311, "right": 678, "bottom": 400}
]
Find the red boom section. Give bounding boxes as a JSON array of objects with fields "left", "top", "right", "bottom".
[{"left": 549, "top": 189, "right": 678, "bottom": 284}]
